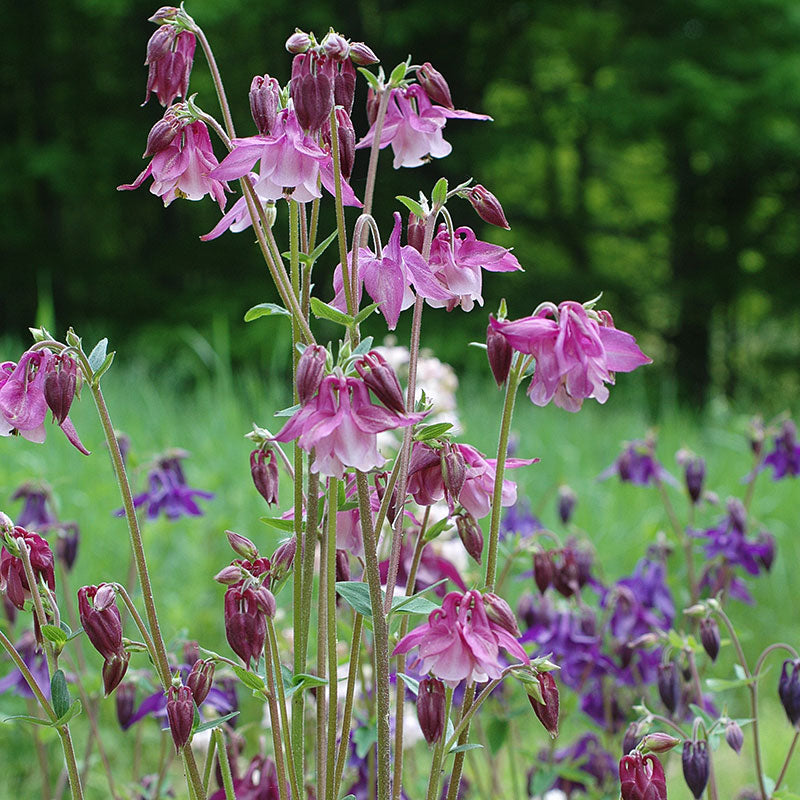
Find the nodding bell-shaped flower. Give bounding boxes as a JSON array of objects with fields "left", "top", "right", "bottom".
[
  {"left": 43, "top": 354, "right": 77, "bottom": 425},
  {"left": 682, "top": 739, "right": 710, "bottom": 799},
  {"left": 416, "top": 62, "right": 454, "bottom": 109},
  {"left": 657, "top": 661, "right": 681, "bottom": 714},
  {"left": 486, "top": 316, "right": 513, "bottom": 387},
  {"left": 290, "top": 51, "right": 334, "bottom": 134},
  {"left": 527, "top": 671, "right": 559, "bottom": 739},
  {"left": 619, "top": 751, "right": 667, "bottom": 800},
  {"left": 115, "top": 682, "right": 137, "bottom": 730},
  {"left": 416, "top": 677, "right": 446, "bottom": 744},
  {"left": 354, "top": 351, "right": 406, "bottom": 414},
  {"left": 0, "top": 527, "right": 56, "bottom": 610},
  {"left": 557, "top": 485, "right": 577, "bottom": 525},
  {"left": 186, "top": 659, "right": 215, "bottom": 706},
  {"left": 78, "top": 584, "right": 125, "bottom": 662},
  {"left": 467, "top": 185, "right": 510, "bottom": 229},
  {"left": 249, "top": 74, "right": 281, "bottom": 135},
  {"left": 763, "top": 418, "right": 800, "bottom": 480},
  {"left": 143, "top": 24, "right": 196, "bottom": 107},
  {"left": 779, "top": 659, "right": 800, "bottom": 726},
  {"left": 533, "top": 550, "right": 554, "bottom": 595},
  {"left": 699, "top": 617, "right": 720, "bottom": 662},
  {"left": 102, "top": 651, "right": 130, "bottom": 696},
  {"left": 224, "top": 585, "right": 267, "bottom": 667},
  {"left": 250, "top": 449, "right": 279, "bottom": 506},
  {"left": 166, "top": 684, "right": 195, "bottom": 751}
]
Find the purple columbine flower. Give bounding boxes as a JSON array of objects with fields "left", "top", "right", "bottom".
[
  {"left": 532, "top": 733, "right": 617, "bottom": 797},
  {"left": 598, "top": 436, "right": 677, "bottom": 487},
  {"left": 0, "top": 631, "right": 50, "bottom": 700},
  {"left": 763, "top": 419, "right": 800, "bottom": 479},
  {"left": 500, "top": 498, "right": 544, "bottom": 540},
  {"left": 11, "top": 483, "right": 57, "bottom": 529}
]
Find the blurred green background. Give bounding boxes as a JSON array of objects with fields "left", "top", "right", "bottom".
[{"left": 3, "top": 0, "right": 800, "bottom": 411}]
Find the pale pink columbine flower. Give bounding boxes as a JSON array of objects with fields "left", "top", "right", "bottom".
[
  {"left": 273, "top": 374, "right": 426, "bottom": 479},
  {"left": 200, "top": 174, "right": 272, "bottom": 242},
  {"left": 357, "top": 84, "right": 491, "bottom": 169},
  {"left": 0, "top": 351, "right": 89, "bottom": 454},
  {"left": 118, "top": 120, "right": 227, "bottom": 208},
  {"left": 490, "top": 301, "right": 651, "bottom": 412},
  {"left": 393, "top": 589, "right": 528, "bottom": 687},
  {"left": 426, "top": 224, "right": 522, "bottom": 312},
  {"left": 331, "top": 212, "right": 452, "bottom": 329},
  {"left": 143, "top": 25, "right": 196, "bottom": 107},
  {"left": 209, "top": 108, "right": 361, "bottom": 208}
]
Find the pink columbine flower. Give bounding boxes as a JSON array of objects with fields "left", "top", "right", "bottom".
[
  {"left": 143, "top": 25, "right": 196, "bottom": 107},
  {"left": 331, "top": 212, "right": 452, "bottom": 329},
  {"left": 118, "top": 118, "right": 227, "bottom": 209},
  {"left": 0, "top": 350, "right": 89, "bottom": 454},
  {"left": 490, "top": 301, "right": 652, "bottom": 412},
  {"left": 357, "top": 84, "right": 491, "bottom": 169},
  {"left": 426, "top": 224, "right": 522, "bottom": 312},
  {"left": 273, "top": 373, "right": 426, "bottom": 479},
  {"left": 393, "top": 589, "right": 528, "bottom": 687}
]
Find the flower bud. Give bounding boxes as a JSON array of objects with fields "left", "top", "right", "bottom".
[
  {"left": 366, "top": 87, "right": 381, "bottom": 126},
  {"left": 148, "top": 6, "right": 179, "bottom": 24},
  {"left": 682, "top": 739, "right": 710, "bottom": 799},
  {"left": 332, "top": 106, "right": 355, "bottom": 178},
  {"left": 78, "top": 584, "right": 125, "bottom": 661},
  {"left": 355, "top": 351, "right": 406, "bottom": 414},
  {"left": 253, "top": 585, "right": 276, "bottom": 618},
  {"left": 482, "top": 592, "right": 520, "bottom": 637},
  {"left": 43, "top": 354, "right": 78, "bottom": 425},
  {"left": 102, "top": 651, "right": 130, "bottom": 696},
  {"left": 441, "top": 445, "right": 467, "bottom": 504},
  {"left": 533, "top": 550, "right": 553, "bottom": 595},
  {"left": 467, "top": 185, "right": 510, "bottom": 230},
  {"left": 683, "top": 454, "right": 706, "bottom": 504},
  {"left": 226, "top": 530, "right": 259, "bottom": 560},
  {"left": 349, "top": 42, "right": 379, "bottom": 66},
  {"left": 456, "top": 513, "right": 484, "bottom": 564},
  {"left": 335, "top": 549, "right": 351, "bottom": 583},
  {"left": 619, "top": 752, "right": 667, "bottom": 800},
  {"left": 249, "top": 75, "right": 281, "bottom": 135},
  {"left": 186, "top": 659, "right": 215, "bottom": 706},
  {"left": 416, "top": 62, "right": 454, "bottom": 109},
  {"left": 224, "top": 586, "right": 266, "bottom": 667},
  {"left": 779, "top": 659, "right": 800, "bottom": 726},
  {"left": 115, "top": 682, "right": 136, "bottom": 730},
  {"left": 94, "top": 583, "right": 117, "bottom": 611},
  {"left": 166, "top": 684, "right": 195, "bottom": 752},
  {"left": 551, "top": 549, "right": 579, "bottom": 598},
  {"left": 528, "top": 671, "right": 559, "bottom": 738},
  {"left": 699, "top": 617, "right": 720, "bottom": 662},
  {"left": 214, "top": 564, "right": 243, "bottom": 585},
  {"left": 486, "top": 318, "right": 512, "bottom": 387},
  {"left": 640, "top": 732, "right": 681, "bottom": 754},
  {"left": 416, "top": 677, "right": 446, "bottom": 744},
  {"left": 143, "top": 110, "right": 182, "bottom": 158},
  {"left": 725, "top": 720, "right": 744, "bottom": 754},
  {"left": 622, "top": 720, "right": 645, "bottom": 755},
  {"left": 291, "top": 52, "right": 334, "bottom": 134},
  {"left": 557, "top": 485, "right": 577, "bottom": 525},
  {"left": 0, "top": 527, "right": 56, "bottom": 609},
  {"left": 270, "top": 538, "right": 296, "bottom": 587},
  {"left": 285, "top": 30, "right": 311, "bottom": 54},
  {"left": 374, "top": 472, "right": 398, "bottom": 525},
  {"left": 657, "top": 662, "right": 681, "bottom": 714},
  {"left": 296, "top": 344, "right": 327, "bottom": 404},
  {"left": 250, "top": 449, "right": 279, "bottom": 506},
  {"left": 145, "top": 24, "right": 176, "bottom": 64},
  {"left": 56, "top": 523, "right": 80, "bottom": 571},
  {"left": 407, "top": 213, "right": 425, "bottom": 252},
  {"left": 323, "top": 32, "right": 350, "bottom": 60}
]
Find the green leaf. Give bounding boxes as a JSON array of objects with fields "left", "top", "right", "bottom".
[
  {"left": 354, "top": 302, "right": 381, "bottom": 325},
  {"left": 232, "top": 665, "right": 266, "bottom": 693},
  {"left": 310, "top": 297, "right": 354, "bottom": 327},
  {"left": 309, "top": 229, "right": 339, "bottom": 262},
  {"left": 54, "top": 699, "right": 82, "bottom": 727},
  {"left": 193, "top": 712, "right": 240, "bottom": 734},
  {"left": 50, "top": 670, "right": 70, "bottom": 720},
  {"left": 423, "top": 516, "right": 452, "bottom": 542},
  {"left": 396, "top": 195, "right": 426, "bottom": 219},
  {"left": 448, "top": 743, "right": 483, "bottom": 754},
  {"left": 529, "top": 768, "right": 559, "bottom": 796},
  {"left": 389, "top": 59, "right": 409, "bottom": 87},
  {"left": 3, "top": 714, "right": 56, "bottom": 728},
  {"left": 357, "top": 67, "right": 380, "bottom": 91},
  {"left": 389, "top": 594, "right": 439, "bottom": 616},
  {"left": 275, "top": 403, "right": 301, "bottom": 417},
  {"left": 87, "top": 338, "right": 108, "bottom": 372},
  {"left": 91, "top": 351, "right": 115, "bottom": 385},
  {"left": 260, "top": 516, "right": 297, "bottom": 533},
  {"left": 414, "top": 423, "right": 453, "bottom": 441},
  {"left": 244, "top": 303, "right": 291, "bottom": 321},
  {"left": 351, "top": 337, "right": 374, "bottom": 356},
  {"left": 353, "top": 724, "right": 378, "bottom": 759},
  {"left": 706, "top": 675, "right": 758, "bottom": 691},
  {"left": 432, "top": 177, "right": 449, "bottom": 207},
  {"left": 335, "top": 581, "right": 378, "bottom": 618},
  {"left": 485, "top": 718, "right": 509, "bottom": 754},
  {"left": 284, "top": 672, "right": 329, "bottom": 700},
  {"left": 397, "top": 673, "right": 420, "bottom": 696},
  {"left": 341, "top": 796, "right": 357, "bottom": 800},
  {"left": 41, "top": 625, "right": 68, "bottom": 648}
]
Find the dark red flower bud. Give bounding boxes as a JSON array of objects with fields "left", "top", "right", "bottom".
[
  {"left": 441, "top": 445, "right": 467, "bottom": 504},
  {"left": 700, "top": 617, "right": 720, "bottom": 662},
  {"left": 296, "top": 344, "right": 327, "bottom": 404},
  {"left": 102, "top": 651, "right": 130, "bottom": 696},
  {"left": 322, "top": 32, "right": 350, "bottom": 60},
  {"left": 619, "top": 751, "right": 667, "bottom": 800},
  {"left": 115, "top": 682, "right": 136, "bottom": 730},
  {"left": 270, "top": 538, "right": 296, "bottom": 587},
  {"left": 557, "top": 485, "right": 577, "bottom": 525},
  {"left": 224, "top": 586, "right": 266, "bottom": 667},
  {"left": 226, "top": 530, "right": 259, "bottom": 560},
  {"left": 355, "top": 351, "right": 406, "bottom": 414},
  {"left": 682, "top": 739, "right": 710, "bottom": 799},
  {"left": 455, "top": 513, "right": 484, "bottom": 564},
  {"left": 253, "top": 585, "right": 276, "bottom": 618},
  {"left": 407, "top": 213, "right": 425, "bottom": 252},
  {"left": 366, "top": 88, "right": 381, "bottom": 126},
  {"left": 349, "top": 42, "right": 379, "bottom": 66},
  {"left": 0, "top": 527, "right": 56, "bottom": 609},
  {"left": 684, "top": 455, "right": 705, "bottom": 504},
  {"left": 186, "top": 659, "right": 215, "bottom": 706},
  {"left": 250, "top": 449, "right": 279, "bottom": 506},
  {"left": 249, "top": 74, "right": 281, "bottom": 135},
  {"left": 725, "top": 720, "right": 744, "bottom": 754},
  {"left": 779, "top": 659, "right": 800, "bottom": 726},
  {"left": 285, "top": 30, "right": 311, "bottom": 54},
  {"left": 486, "top": 317, "right": 512, "bottom": 387},
  {"left": 78, "top": 584, "right": 125, "bottom": 661},
  {"left": 332, "top": 107, "right": 355, "bottom": 178},
  {"left": 551, "top": 549, "right": 580, "bottom": 598},
  {"left": 657, "top": 661, "right": 681, "bottom": 714},
  {"left": 622, "top": 721, "right": 645, "bottom": 755},
  {"left": 334, "top": 59, "right": 357, "bottom": 116},
  {"left": 215, "top": 564, "right": 243, "bottom": 585},
  {"left": 166, "top": 684, "right": 195, "bottom": 751},
  {"left": 416, "top": 62, "right": 454, "bottom": 109},
  {"left": 467, "top": 185, "right": 510, "bottom": 230},
  {"left": 43, "top": 354, "right": 78, "bottom": 425},
  {"left": 143, "top": 110, "right": 183, "bottom": 157},
  {"left": 335, "top": 549, "right": 351, "bottom": 583},
  {"left": 416, "top": 677, "right": 446, "bottom": 744},
  {"left": 291, "top": 52, "right": 334, "bottom": 134},
  {"left": 533, "top": 550, "right": 553, "bottom": 595},
  {"left": 482, "top": 592, "right": 520, "bottom": 637},
  {"left": 145, "top": 24, "right": 177, "bottom": 64},
  {"left": 528, "top": 671, "right": 559, "bottom": 738}
]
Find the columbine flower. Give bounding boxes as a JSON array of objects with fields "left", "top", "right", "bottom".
[
  {"left": 118, "top": 116, "right": 227, "bottom": 208},
  {"left": 143, "top": 23, "right": 196, "bottom": 107},
  {"left": 490, "top": 301, "right": 651, "bottom": 412},
  {"left": 331, "top": 212, "right": 453, "bottom": 330},
  {"left": 426, "top": 224, "right": 522, "bottom": 312},
  {"left": 763, "top": 419, "right": 800, "bottom": 479},
  {"left": 379, "top": 540, "right": 467, "bottom": 598},
  {"left": 209, "top": 755, "right": 285, "bottom": 800},
  {"left": 0, "top": 631, "right": 50, "bottom": 700},
  {"left": 393, "top": 589, "right": 528, "bottom": 687},
  {"left": 599, "top": 437, "right": 677, "bottom": 487},
  {"left": 11, "top": 483, "right": 57, "bottom": 529},
  {"left": 273, "top": 373, "right": 426, "bottom": 479},
  {"left": 357, "top": 84, "right": 490, "bottom": 169},
  {"left": 619, "top": 751, "right": 668, "bottom": 800},
  {"left": 0, "top": 526, "right": 56, "bottom": 610},
  {"left": 0, "top": 350, "right": 89, "bottom": 454},
  {"left": 533, "top": 734, "right": 616, "bottom": 797}
]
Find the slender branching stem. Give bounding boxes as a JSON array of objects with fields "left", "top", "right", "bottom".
[
  {"left": 262, "top": 634, "right": 290, "bottom": 800},
  {"left": 325, "top": 477, "right": 340, "bottom": 800},
  {"left": 213, "top": 729, "right": 237, "bottom": 800},
  {"left": 424, "top": 688, "right": 453, "bottom": 800}
]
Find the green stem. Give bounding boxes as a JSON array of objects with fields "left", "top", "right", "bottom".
[
  {"left": 192, "top": 25, "right": 236, "bottom": 139},
  {"left": 445, "top": 685, "right": 476, "bottom": 800},
  {"left": 329, "top": 108, "right": 355, "bottom": 321},
  {"left": 362, "top": 87, "right": 392, "bottom": 222},
  {"left": 656, "top": 478, "right": 696, "bottom": 601},
  {"left": 774, "top": 732, "right": 800, "bottom": 795},
  {"left": 326, "top": 478, "right": 340, "bottom": 800},
  {"left": 202, "top": 731, "right": 217, "bottom": 795},
  {"left": 333, "top": 612, "right": 364, "bottom": 799},
  {"left": 213, "top": 729, "right": 237, "bottom": 800},
  {"left": 424, "top": 688, "right": 453, "bottom": 800}
]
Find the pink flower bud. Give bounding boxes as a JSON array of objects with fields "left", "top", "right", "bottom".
[
  {"left": 441, "top": 445, "right": 467, "bottom": 504},
  {"left": 416, "top": 62, "right": 454, "bottom": 109},
  {"left": 285, "top": 30, "right": 312, "bottom": 54},
  {"left": 148, "top": 6, "right": 179, "bottom": 24},
  {"left": 145, "top": 24, "right": 176, "bottom": 64},
  {"left": 416, "top": 677, "right": 446, "bottom": 744},
  {"left": 486, "top": 317, "right": 512, "bottom": 387},
  {"left": 43, "top": 354, "right": 77, "bottom": 425},
  {"left": 528, "top": 671, "right": 559, "bottom": 738},
  {"left": 214, "top": 564, "right": 243, "bottom": 585},
  {"left": 270, "top": 538, "right": 296, "bottom": 586},
  {"left": 619, "top": 752, "right": 667, "bottom": 800},
  {"left": 166, "top": 684, "right": 194, "bottom": 751},
  {"left": 331, "top": 107, "right": 355, "bottom": 179},
  {"left": 291, "top": 52, "right": 334, "bottom": 134},
  {"left": 407, "top": 213, "right": 425, "bottom": 252},
  {"left": 249, "top": 74, "right": 281, "bottom": 135},
  {"left": 78, "top": 584, "right": 125, "bottom": 662},
  {"left": 366, "top": 88, "right": 380, "bottom": 126},
  {"left": 250, "top": 449, "right": 279, "bottom": 506},
  {"left": 296, "top": 344, "right": 327, "bottom": 404},
  {"left": 725, "top": 720, "right": 743, "bottom": 754},
  {"left": 226, "top": 530, "right": 259, "bottom": 560},
  {"left": 322, "top": 32, "right": 350, "bottom": 60},
  {"left": 354, "top": 351, "right": 406, "bottom": 414},
  {"left": 253, "top": 586, "right": 276, "bottom": 618},
  {"left": 186, "top": 659, "right": 215, "bottom": 706},
  {"left": 93, "top": 583, "right": 117, "bottom": 611},
  {"left": 467, "top": 185, "right": 510, "bottom": 229},
  {"left": 640, "top": 732, "right": 682, "bottom": 754},
  {"left": 482, "top": 592, "right": 520, "bottom": 637},
  {"left": 455, "top": 513, "right": 484, "bottom": 564},
  {"left": 349, "top": 42, "right": 379, "bottom": 66},
  {"left": 102, "top": 651, "right": 130, "bottom": 696}
]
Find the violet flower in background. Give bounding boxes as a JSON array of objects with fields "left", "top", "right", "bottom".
[
  {"left": 500, "top": 498, "right": 543, "bottom": 540},
  {"left": 0, "top": 631, "right": 50, "bottom": 700},
  {"left": 531, "top": 733, "right": 616, "bottom": 797},
  {"left": 763, "top": 419, "right": 800, "bottom": 479},
  {"left": 11, "top": 483, "right": 57, "bottom": 529},
  {"left": 598, "top": 437, "right": 678, "bottom": 487}
]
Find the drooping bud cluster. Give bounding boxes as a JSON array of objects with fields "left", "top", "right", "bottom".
[
  {"left": 619, "top": 751, "right": 667, "bottom": 800},
  {"left": 532, "top": 544, "right": 592, "bottom": 598},
  {"left": 0, "top": 526, "right": 56, "bottom": 610},
  {"left": 166, "top": 683, "right": 195, "bottom": 751},
  {"left": 249, "top": 75, "right": 281, "bottom": 135},
  {"left": 144, "top": 21, "right": 196, "bottom": 107},
  {"left": 416, "top": 676, "right": 446, "bottom": 744},
  {"left": 78, "top": 584, "right": 129, "bottom": 695}
]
